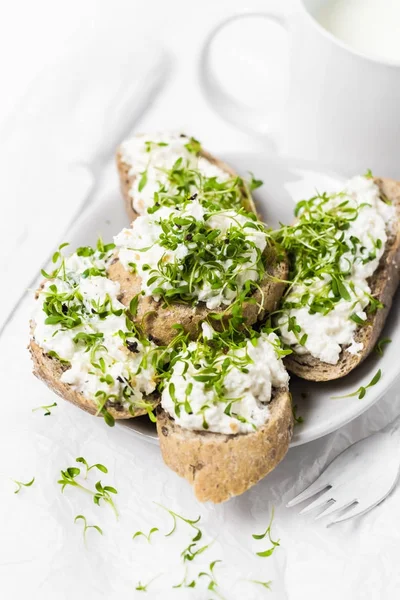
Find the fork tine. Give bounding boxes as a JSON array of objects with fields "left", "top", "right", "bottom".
[
  {"left": 286, "top": 483, "right": 331, "bottom": 508},
  {"left": 298, "top": 489, "right": 334, "bottom": 515},
  {"left": 315, "top": 499, "right": 358, "bottom": 521},
  {"left": 327, "top": 501, "right": 361, "bottom": 526}
]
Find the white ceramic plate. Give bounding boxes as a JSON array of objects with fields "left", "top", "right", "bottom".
[{"left": 69, "top": 154, "right": 400, "bottom": 447}]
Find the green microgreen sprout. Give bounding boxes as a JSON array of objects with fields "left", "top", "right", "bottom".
[
  {"left": 252, "top": 508, "right": 280, "bottom": 557},
  {"left": 248, "top": 579, "right": 272, "bottom": 590},
  {"left": 74, "top": 515, "right": 103, "bottom": 542},
  {"left": 75, "top": 457, "right": 108, "bottom": 479},
  {"left": 139, "top": 139, "right": 170, "bottom": 193},
  {"left": 292, "top": 403, "right": 304, "bottom": 425},
  {"left": 332, "top": 369, "right": 382, "bottom": 400},
  {"left": 135, "top": 575, "right": 160, "bottom": 592},
  {"left": 199, "top": 560, "right": 224, "bottom": 599},
  {"left": 58, "top": 458, "right": 118, "bottom": 518},
  {"left": 172, "top": 568, "right": 196, "bottom": 589},
  {"left": 32, "top": 402, "right": 57, "bottom": 416},
  {"left": 138, "top": 170, "right": 148, "bottom": 192},
  {"left": 132, "top": 527, "right": 159, "bottom": 543},
  {"left": 154, "top": 502, "right": 214, "bottom": 568},
  {"left": 181, "top": 540, "right": 211, "bottom": 563},
  {"left": 12, "top": 477, "right": 35, "bottom": 494},
  {"left": 375, "top": 337, "right": 392, "bottom": 357},
  {"left": 92, "top": 481, "right": 118, "bottom": 518},
  {"left": 184, "top": 136, "right": 202, "bottom": 154},
  {"left": 249, "top": 172, "right": 263, "bottom": 190},
  {"left": 155, "top": 503, "right": 202, "bottom": 540},
  {"left": 41, "top": 242, "right": 69, "bottom": 279}
]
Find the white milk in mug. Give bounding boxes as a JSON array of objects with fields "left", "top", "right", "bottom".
[{"left": 316, "top": 0, "right": 400, "bottom": 63}]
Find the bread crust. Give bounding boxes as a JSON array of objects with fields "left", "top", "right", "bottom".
[
  {"left": 30, "top": 265, "right": 160, "bottom": 421},
  {"left": 284, "top": 177, "right": 400, "bottom": 381},
  {"left": 116, "top": 148, "right": 137, "bottom": 223},
  {"left": 156, "top": 389, "right": 294, "bottom": 503},
  {"left": 29, "top": 339, "right": 159, "bottom": 419},
  {"left": 108, "top": 246, "right": 288, "bottom": 346},
  {"left": 116, "top": 143, "right": 257, "bottom": 223}
]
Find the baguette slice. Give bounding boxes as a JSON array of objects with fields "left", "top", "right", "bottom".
[
  {"left": 30, "top": 265, "right": 160, "bottom": 420},
  {"left": 29, "top": 340, "right": 159, "bottom": 420},
  {"left": 29, "top": 340, "right": 158, "bottom": 420},
  {"left": 108, "top": 246, "right": 288, "bottom": 346},
  {"left": 284, "top": 177, "right": 400, "bottom": 382},
  {"left": 116, "top": 142, "right": 257, "bottom": 222},
  {"left": 156, "top": 389, "right": 293, "bottom": 503}
]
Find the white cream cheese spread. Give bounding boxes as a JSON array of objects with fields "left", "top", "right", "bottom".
[
  {"left": 114, "top": 198, "right": 268, "bottom": 310},
  {"left": 32, "top": 242, "right": 158, "bottom": 421},
  {"left": 161, "top": 327, "right": 289, "bottom": 434},
  {"left": 277, "top": 175, "right": 395, "bottom": 364},
  {"left": 119, "top": 132, "right": 230, "bottom": 215}
]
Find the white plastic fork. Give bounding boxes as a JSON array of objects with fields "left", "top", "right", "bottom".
[{"left": 287, "top": 414, "right": 400, "bottom": 526}]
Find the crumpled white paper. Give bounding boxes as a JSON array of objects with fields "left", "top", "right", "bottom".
[{"left": 1, "top": 284, "right": 400, "bottom": 600}]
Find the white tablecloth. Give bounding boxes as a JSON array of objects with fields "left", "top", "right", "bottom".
[{"left": 0, "top": 1, "right": 399, "bottom": 599}]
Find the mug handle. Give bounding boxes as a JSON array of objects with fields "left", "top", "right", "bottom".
[{"left": 199, "top": 12, "right": 290, "bottom": 139}]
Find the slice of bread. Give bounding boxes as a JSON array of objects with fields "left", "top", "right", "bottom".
[
  {"left": 107, "top": 245, "right": 288, "bottom": 346},
  {"left": 29, "top": 340, "right": 159, "bottom": 420},
  {"left": 30, "top": 262, "right": 160, "bottom": 421},
  {"left": 156, "top": 389, "right": 293, "bottom": 503},
  {"left": 116, "top": 142, "right": 257, "bottom": 222},
  {"left": 284, "top": 177, "right": 400, "bottom": 382},
  {"left": 29, "top": 339, "right": 158, "bottom": 420}
]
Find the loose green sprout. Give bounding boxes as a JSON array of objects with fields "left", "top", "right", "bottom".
[
  {"left": 252, "top": 508, "right": 280, "bottom": 557},
  {"left": 32, "top": 402, "right": 57, "bottom": 416},
  {"left": 57, "top": 458, "right": 118, "bottom": 518},
  {"left": 132, "top": 527, "right": 159, "bottom": 543},
  {"left": 74, "top": 515, "right": 103, "bottom": 542},
  {"left": 12, "top": 477, "right": 35, "bottom": 494},
  {"left": 332, "top": 369, "right": 382, "bottom": 400}
]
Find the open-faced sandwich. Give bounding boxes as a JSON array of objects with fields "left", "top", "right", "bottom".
[
  {"left": 30, "top": 240, "right": 161, "bottom": 425},
  {"left": 116, "top": 132, "right": 257, "bottom": 220},
  {"left": 110, "top": 195, "right": 287, "bottom": 345},
  {"left": 156, "top": 323, "right": 293, "bottom": 503},
  {"left": 112, "top": 133, "right": 288, "bottom": 345},
  {"left": 274, "top": 175, "right": 400, "bottom": 381}
]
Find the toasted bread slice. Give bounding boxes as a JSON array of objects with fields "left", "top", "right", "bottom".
[
  {"left": 156, "top": 389, "right": 293, "bottom": 503},
  {"left": 285, "top": 177, "right": 400, "bottom": 381},
  {"left": 29, "top": 340, "right": 158, "bottom": 420},
  {"left": 116, "top": 143, "right": 257, "bottom": 222},
  {"left": 108, "top": 245, "right": 288, "bottom": 346}
]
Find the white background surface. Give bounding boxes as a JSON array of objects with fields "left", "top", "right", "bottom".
[{"left": 0, "top": 1, "right": 400, "bottom": 599}]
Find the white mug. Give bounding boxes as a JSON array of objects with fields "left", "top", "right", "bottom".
[{"left": 200, "top": 2, "right": 400, "bottom": 178}]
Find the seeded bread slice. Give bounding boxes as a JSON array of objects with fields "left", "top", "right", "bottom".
[
  {"left": 156, "top": 389, "right": 293, "bottom": 503},
  {"left": 29, "top": 266, "right": 160, "bottom": 420},
  {"left": 284, "top": 177, "right": 400, "bottom": 382},
  {"left": 29, "top": 340, "right": 159, "bottom": 420},
  {"left": 116, "top": 143, "right": 257, "bottom": 222},
  {"left": 108, "top": 245, "right": 288, "bottom": 346}
]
